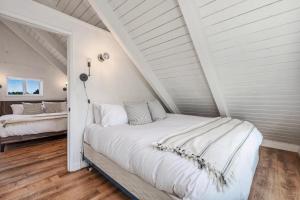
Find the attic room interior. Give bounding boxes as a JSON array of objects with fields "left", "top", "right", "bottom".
[{"left": 0, "top": 0, "right": 299, "bottom": 199}]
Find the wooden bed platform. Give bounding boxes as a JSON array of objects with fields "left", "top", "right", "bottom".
[{"left": 0, "top": 100, "right": 67, "bottom": 152}]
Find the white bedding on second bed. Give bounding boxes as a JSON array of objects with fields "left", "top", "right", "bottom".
[
  {"left": 84, "top": 114, "right": 263, "bottom": 200},
  {"left": 0, "top": 112, "right": 67, "bottom": 137}
]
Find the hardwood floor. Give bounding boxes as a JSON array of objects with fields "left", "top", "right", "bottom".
[
  {"left": 0, "top": 138, "right": 299, "bottom": 200},
  {"left": 249, "top": 146, "right": 300, "bottom": 200},
  {"left": 0, "top": 139, "right": 129, "bottom": 200}
]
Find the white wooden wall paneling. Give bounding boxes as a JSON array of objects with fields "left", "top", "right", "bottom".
[
  {"left": 200, "top": 0, "right": 284, "bottom": 26},
  {"left": 205, "top": 1, "right": 300, "bottom": 36},
  {"left": 88, "top": 0, "right": 180, "bottom": 113},
  {"left": 63, "top": 0, "right": 81, "bottom": 14},
  {"left": 91, "top": 0, "right": 219, "bottom": 117},
  {"left": 154, "top": 63, "right": 200, "bottom": 75},
  {"left": 127, "top": 4, "right": 180, "bottom": 35},
  {"left": 120, "top": 0, "right": 164, "bottom": 25},
  {"left": 56, "top": 0, "right": 70, "bottom": 11},
  {"left": 197, "top": 0, "right": 247, "bottom": 18},
  {"left": 178, "top": 0, "right": 230, "bottom": 116},
  {"left": 137, "top": 27, "right": 189, "bottom": 50},
  {"left": 210, "top": 20, "right": 300, "bottom": 51},
  {"left": 129, "top": 8, "right": 183, "bottom": 39},
  {"left": 143, "top": 36, "right": 192, "bottom": 56},
  {"left": 145, "top": 42, "right": 194, "bottom": 60},
  {"left": 133, "top": 18, "right": 186, "bottom": 45},
  {"left": 196, "top": 0, "right": 300, "bottom": 144},
  {"left": 208, "top": 11, "right": 300, "bottom": 45},
  {"left": 150, "top": 56, "right": 199, "bottom": 70}
]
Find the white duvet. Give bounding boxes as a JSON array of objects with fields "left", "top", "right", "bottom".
[
  {"left": 84, "top": 114, "right": 263, "bottom": 200},
  {"left": 0, "top": 112, "right": 67, "bottom": 137}
]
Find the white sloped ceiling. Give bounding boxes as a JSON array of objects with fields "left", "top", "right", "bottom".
[
  {"left": 34, "top": 0, "right": 108, "bottom": 30},
  {"left": 106, "top": 0, "right": 219, "bottom": 117},
  {"left": 1, "top": 18, "right": 67, "bottom": 74},
  {"left": 187, "top": 0, "right": 300, "bottom": 144},
  {"left": 42, "top": 0, "right": 299, "bottom": 144}
]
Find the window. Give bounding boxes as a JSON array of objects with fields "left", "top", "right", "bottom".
[{"left": 7, "top": 77, "right": 43, "bottom": 96}]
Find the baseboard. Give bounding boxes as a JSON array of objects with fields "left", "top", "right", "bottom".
[{"left": 262, "top": 139, "right": 300, "bottom": 156}]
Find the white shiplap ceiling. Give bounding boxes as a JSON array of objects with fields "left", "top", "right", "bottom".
[
  {"left": 34, "top": 0, "right": 108, "bottom": 30},
  {"left": 105, "top": 0, "right": 220, "bottom": 117},
  {"left": 1, "top": 17, "right": 67, "bottom": 74},
  {"left": 182, "top": 0, "right": 300, "bottom": 144},
  {"left": 90, "top": 0, "right": 300, "bottom": 145}
]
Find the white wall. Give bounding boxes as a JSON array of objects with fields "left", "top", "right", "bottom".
[
  {"left": 0, "top": 0, "right": 155, "bottom": 171},
  {"left": 0, "top": 21, "right": 67, "bottom": 101}
]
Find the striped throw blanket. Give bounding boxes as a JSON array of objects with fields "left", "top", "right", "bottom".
[{"left": 154, "top": 117, "right": 256, "bottom": 190}]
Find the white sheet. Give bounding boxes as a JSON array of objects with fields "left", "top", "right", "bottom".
[
  {"left": 0, "top": 112, "right": 67, "bottom": 137},
  {"left": 84, "top": 114, "right": 263, "bottom": 200}
]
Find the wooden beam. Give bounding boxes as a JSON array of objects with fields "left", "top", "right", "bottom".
[
  {"left": 1, "top": 19, "right": 67, "bottom": 74},
  {"left": 88, "top": 0, "right": 180, "bottom": 114},
  {"left": 33, "top": 28, "right": 67, "bottom": 64},
  {"left": 178, "top": 0, "right": 230, "bottom": 117}
]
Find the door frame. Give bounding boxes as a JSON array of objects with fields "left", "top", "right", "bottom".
[{"left": 0, "top": 13, "right": 73, "bottom": 171}]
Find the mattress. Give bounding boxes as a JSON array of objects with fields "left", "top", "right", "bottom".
[
  {"left": 84, "top": 114, "right": 262, "bottom": 200},
  {"left": 0, "top": 112, "right": 67, "bottom": 137}
]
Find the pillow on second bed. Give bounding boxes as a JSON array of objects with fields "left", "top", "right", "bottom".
[
  {"left": 10, "top": 104, "right": 24, "bottom": 115},
  {"left": 94, "top": 103, "right": 128, "bottom": 127},
  {"left": 147, "top": 99, "right": 167, "bottom": 121},
  {"left": 43, "top": 102, "right": 66, "bottom": 113},
  {"left": 22, "top": 103, "right": 43, "bottom": 115},
  {"left": 124, "top": 102, "right": 152, "bottom": 125}
]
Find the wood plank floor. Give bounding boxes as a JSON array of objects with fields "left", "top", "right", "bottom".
[
  {"left": 0, "top": 138, "right": 299, "bottom": 200},
  {"left": 0, "top": 139, "right": 129, "bottom": 200},
  {"left": 249, "top": 146, "right": 300, "bottom": 200}
]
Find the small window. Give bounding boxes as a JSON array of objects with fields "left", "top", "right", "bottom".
[{"left": 7, "top": 77, "right": 43, "bottom": 96}]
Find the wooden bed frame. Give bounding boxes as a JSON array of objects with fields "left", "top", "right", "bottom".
[{"left": 0, "top": 100, "right": 67, "bottom": 152}]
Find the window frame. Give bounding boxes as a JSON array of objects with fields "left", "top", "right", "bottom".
[{"left": 6, "top": 76, "right": 44, "bottom": 96}]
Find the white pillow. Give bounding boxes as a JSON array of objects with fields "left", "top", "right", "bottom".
[
  {"left": 10, "top": 104, "right": 24, "bottom": 115},
  {"left": 60, "top": 102, "right": 68, "bottom": 112},
  {"left": 42, "top": 101, "right": 67, "bottom": 113},
  {"left": 94, "top": 103, "right": 128, "bottom": 127},
  {"left": 93, "top": 104, "right": 102, "bottom": 124}
]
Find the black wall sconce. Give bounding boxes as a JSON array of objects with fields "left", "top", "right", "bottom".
[
  {"left": 87, "top": 58, "right": 92, "bottom": 76},
  {"left": 0, "top": 84, "right": 2, "bottom": 89},
  {"left": 98, "top": 52, "right": 110, "bottom": 62},
  {"left": 63, "top": 82, "right": 67, "bottom": 91}
]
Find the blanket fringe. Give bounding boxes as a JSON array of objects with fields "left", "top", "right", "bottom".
[{"left": 154, "top": 143, "right": 236, "bottom": 190}]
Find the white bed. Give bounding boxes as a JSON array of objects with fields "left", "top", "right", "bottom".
[
  {"left": 84, "top": 114, "right": 263, "bottom": 200},
  {"left": 0, "top": 112, "right": 67, "bottom": 137}
]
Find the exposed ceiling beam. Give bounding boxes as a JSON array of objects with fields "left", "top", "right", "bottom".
[
  {"left": 33, "top": 0, "right": 108, "bottom": 31},
  {"left": 1, "top": 19, "right": 67, "bottom": 74},
  {"left": 32, "top": 28, "right": 67, "bottom": 62},
  {"left": 88, "top": 0, "right": 180, "bottom": 113},
  {"left": 178, "top": 0, "right": 230, "bottom": 117}
]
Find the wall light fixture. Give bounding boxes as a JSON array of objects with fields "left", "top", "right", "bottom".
[{"left": 98, "top": 52, "right": 110, "bottom": 62}]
